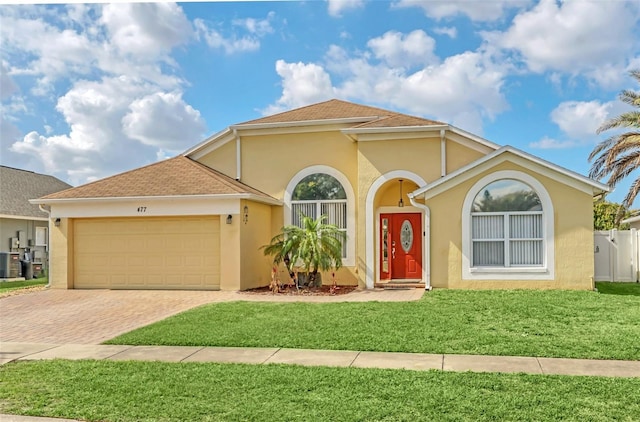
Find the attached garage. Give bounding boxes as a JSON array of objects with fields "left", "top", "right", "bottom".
[
  {"left": 32, "top": 156, "right": 280, "bottom": 291},
  {"left": 74, "top": 216, "right": 220, "bottom": 290}
]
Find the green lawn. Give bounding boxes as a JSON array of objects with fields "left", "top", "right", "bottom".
[
  {"left": 596, "top": 281, "right": 640, "bottom": 296},
  {"left": 1, "top": 360, "right": 639, "bottom": 422},
  {"left": 107, "top": 286, "right": 640, "bottom": 360},
  {"left": 0, "top": 278, "right": 47, "bottom": 292}
]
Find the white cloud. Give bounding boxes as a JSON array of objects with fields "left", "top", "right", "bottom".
[
  {"left": 267, "top": 37, "right": 509, "bottom": 134},
  {"left": 195, "top": 18, "right": 261, "bottom": 54},
  {"left": 550, "top": 101, "right": 612, "bottom": 139},
  {"left": 327, "top": 0, "right": 364, "bottom": 17},
  {"left": 394, "top": 0, "right": 530, "bottom": 22},
  {"left": 264, "top": 60, "right": 336, "bottom": 114},
  {"left": 101, "top": 3, "right": 192, "bottom": 60},
  {"left": 529, "top": 136, "right": 577, "bottom": 149},
  {"left": 122, "top": 91, "right": 205, "bottom": 150},
  {"left": 233, "top": 11, "right": 275, "bottom": 36},
  {"left": 433, "top": 26, "right": 457, "bottom": 39},
  {"left": 367, "top": 30, "right": 438, "bottom": 69},
  {"left": 1, "top": 61, "right": 19, "bottom": 100},
  {"left": 486, "top": 0, "right": 640, "bottom": 84}
]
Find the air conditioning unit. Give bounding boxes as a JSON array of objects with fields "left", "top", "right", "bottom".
[{"left": 0, "top": 252, "right": 21, "bottom": 278}]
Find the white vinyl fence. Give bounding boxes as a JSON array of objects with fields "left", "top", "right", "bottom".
[{"left": 594, "top": 229, "right": 640, "bottom": 282}]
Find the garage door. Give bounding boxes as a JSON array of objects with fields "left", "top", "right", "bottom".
[{"left": 74, "top": 216, "right": 220, "bottom": 290}]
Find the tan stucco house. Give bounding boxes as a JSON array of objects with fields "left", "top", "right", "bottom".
[
  {"left": 32, "top": 100, "right": 609, "bottom": 291},
  {"left": 1, "top": 166, "right": 72, "bottom": 276}
]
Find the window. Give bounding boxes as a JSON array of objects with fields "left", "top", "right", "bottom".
[
  {"left": 35, "top": 226, "right": 48, "bottom": 247},
  {"left": 462, "top": 170, "right": 554, "bottom": 280},
  {"left": 471, "top": 180, "right": 543, "bottom": 267},
  {"left": 292, "top": 173, "right": 347, "bottom": 258},
  {"left": 285, "top": 166, "right": 355, "bottom": 266}
]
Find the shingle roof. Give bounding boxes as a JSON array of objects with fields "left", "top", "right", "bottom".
[
  {"left": 239, "top": 99, "right": 444, "bottom": 127},
  {"left": 39, "top": 156, "right": 276, "bottom": 201},
  {"left": 0, "top": 166, "right": 72, "bottom": 218}
]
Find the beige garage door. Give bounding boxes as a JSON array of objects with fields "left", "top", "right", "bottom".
[{"left": 74, "top": 216, "right": 220, "bottom": 290}]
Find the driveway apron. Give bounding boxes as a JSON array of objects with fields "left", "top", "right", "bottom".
[{"left": 0, "top": 289, "right": 233, "bottom": 344}]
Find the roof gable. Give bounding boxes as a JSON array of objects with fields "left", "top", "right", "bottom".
[
  {"left": 0, "top": 166, "right": 72, "bottom": 219},
  {"left": 410, "top": 146, "right": 609, "bottom": 199},
  {"left": 38, "top": 156, "right": 276, "bottom": 202}
]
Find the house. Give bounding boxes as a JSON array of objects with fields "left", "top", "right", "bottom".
[
  {"left": 621, "top": 215, "right": 640, "bottom": 230},
  {"left": 1, "top": 166, "right": 72, "bottom": 276},
  {"left": 31, "top": 99, "right": 609, "bottom": 291}
]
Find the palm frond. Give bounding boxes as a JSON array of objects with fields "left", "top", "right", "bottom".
[{"left": 597, "top": 111, "right": 640, "bottom": 134}]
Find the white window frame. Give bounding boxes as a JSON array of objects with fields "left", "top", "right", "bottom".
[
  {"left": 462, "top": 170, "right": 554, "bottom": 280},
  {"left": 35, "top": 226, "right": 48, "bottom": 247},
  {"left": 284, "top": 166, "right": 355, "bottom": 267}
]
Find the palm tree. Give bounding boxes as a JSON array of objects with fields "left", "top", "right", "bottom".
[
  {"left": 262, "top": 214, "right": 345, "bottom": 288},
  {"left": 589, "top": 69, "right": 640, "bottom": 222}
]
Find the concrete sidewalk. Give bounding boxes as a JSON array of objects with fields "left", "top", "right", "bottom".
[{"left": 2, "top": 341, "right": 639, "bottom": 378}]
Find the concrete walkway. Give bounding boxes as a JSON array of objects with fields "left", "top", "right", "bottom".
[{"left": 2, "top": 341, "right": 639, "bottom": 378}]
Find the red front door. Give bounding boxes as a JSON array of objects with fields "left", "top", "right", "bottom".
[{"left": 380, "top": 213, "right": 422, "bottom": 280}]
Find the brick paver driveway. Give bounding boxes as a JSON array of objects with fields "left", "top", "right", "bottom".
[{"left": 0, "top": 289, "right": 233, "bottom": 344}]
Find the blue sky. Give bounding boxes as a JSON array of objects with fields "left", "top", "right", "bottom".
[{"left": 1, "top": 0, "right": 639, "bottom": 205}]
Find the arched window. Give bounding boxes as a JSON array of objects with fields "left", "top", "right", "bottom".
[
  {"left": 471, "top": 179, "right": 543, "bottom": 267},
  {"left": 285, "top": 166, "right": 355, "bottom": 266},
  {"left": 462, "top": 171, "right": 554, "bottom": 280}
]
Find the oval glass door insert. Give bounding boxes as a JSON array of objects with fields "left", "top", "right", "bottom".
[{"left": 400, "top": 220, "right": 413, "bottom": 253}]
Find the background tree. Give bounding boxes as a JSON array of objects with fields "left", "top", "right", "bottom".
[
  {"left": 593, "top": 200, "right": 631, "bottom": 230},
  {"left": 589, "top": 69, "right": 640, "bottom": 223},
  {"left": 292, "top": 173, "right": 346, "bottom": 200}
]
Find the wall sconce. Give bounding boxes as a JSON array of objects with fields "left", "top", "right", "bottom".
[
  {"left": 243, "top": 205, "right": 249, "bottom": 224},
  {"left": 226, "top": 215, "right": 233, "bottom": 224},
  {"left": 398, "top": 179, "right": 404, "bottom": 207},
  {"left": 54, "top": 218, "right": 61, "bottom": 227}
]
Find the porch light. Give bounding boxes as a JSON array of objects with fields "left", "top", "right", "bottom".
[
  {"left": 243, "top": 205, "right": 249, "bottom": 224},
  {"left": 398, "top": 179, "right": 404, "bottom": 207},
  {"left": 226, "top": 215, "right": 233, "bottom": 224},
  {"left": 54, "top": 218, "right": 61, "bottom": 227}
]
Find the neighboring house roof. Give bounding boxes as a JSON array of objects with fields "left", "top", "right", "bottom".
[
  {"left": 0, "top": 166, "right": 72, "bottom": 220},
  {"left": 35, "top": 156, "right": 279, "bottom": 204},
  {"left": 239, "top": 99, "right": 443, "bottom": 126},
  {"left": 410, "top": 145, "right": 610, "bottom": 199},
  {"left": 621, "top": 215, "right": 640, "bottom": 225}
]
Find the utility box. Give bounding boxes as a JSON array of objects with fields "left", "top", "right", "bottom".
[
  {"left": 33, "top": 263, "right": 44, "bottom": 278},
  {"left": 0, "top": 252, "right": 21, "bottom": 278}
]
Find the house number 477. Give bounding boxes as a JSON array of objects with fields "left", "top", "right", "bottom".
[{"left": 137, "top": 206, "right": 147, "bottom": 213}]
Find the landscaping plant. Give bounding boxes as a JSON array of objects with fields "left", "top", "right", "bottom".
[{"left": 262, "top": 214, "right": 345, "bottom": 289}]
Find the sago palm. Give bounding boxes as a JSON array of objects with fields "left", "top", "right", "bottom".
[
  {"left": 589, "top": 69, "right": 640, "bottom": 220},
  {"left": 262, "top": 214, "right": 345, "bottom": 287}
]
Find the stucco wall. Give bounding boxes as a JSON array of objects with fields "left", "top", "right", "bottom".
[
  {"left": 238, "top": 130, "right": 358, "bottom": 199},
  {"left": 197, "top": 139, "right": 237, "bottom": 179},
  {"left": 239, "top": 200, "right": 274, "bottom": 290},
  {"left": 49, "top": 218, "right": 73, "bottom": 288},
  {"left": 0, "top": 218, "right": 49, "bottom": 265},
  {"left": 427, "top": 159, "right": 595, "bottom": 290}
]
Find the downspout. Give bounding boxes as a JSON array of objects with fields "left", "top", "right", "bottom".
[
  {"left": 408, "top": 193, "right": 432, "bottom": 291},
  {"left": 234, "top": 128, "right": 241, "bottom": 181},
  {"left": 38, "top": 204, "right": 51, "bottom": 288},
  {"left": 440, "top": 129, "right": 446, "bottom": 177}
]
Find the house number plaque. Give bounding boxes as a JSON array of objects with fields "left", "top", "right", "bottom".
[{"left": 400, "top": 220, "right": 413, "bottom": 253}]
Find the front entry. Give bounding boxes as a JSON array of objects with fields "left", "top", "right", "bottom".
[{"left": 380, "top": 213, "right": 422, "bottom": 280}]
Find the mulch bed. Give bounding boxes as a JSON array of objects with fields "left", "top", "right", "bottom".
[{"left": 242, "top": 285, "right": 358, "bottom": 296}]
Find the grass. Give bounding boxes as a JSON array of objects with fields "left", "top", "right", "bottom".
[
  {"left": 0, "top": 278, "right": 47, "bottom": 292},
  {"left": 1, "top": 360, "right": 639, "bottom": 421},
  {"left": 106, "top": 286, "right": 640, "bottom": 360},
  {"left": 596, "top": 281, "right": 640, "bottom": 296}
]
